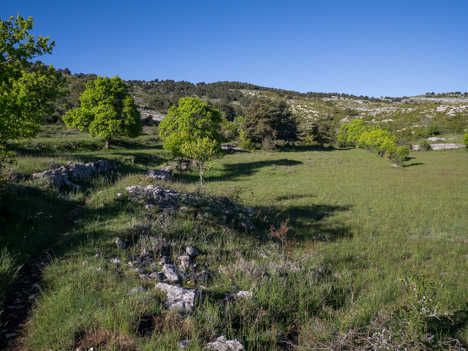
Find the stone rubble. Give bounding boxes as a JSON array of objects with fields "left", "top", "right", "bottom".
[
  {"left": 33, "top": 159, "right": 118, "bottom": 190},
  {"left": 204, "top": 336, "right": 245, "bottom": 351},
  {"left": 126, "top": 186, "right": 255, "bottom": 232},
  {"left": 146, "top": 169, "right": 174, "bottom": 181}
]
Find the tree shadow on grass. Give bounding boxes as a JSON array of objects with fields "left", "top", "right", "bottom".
[
  {"left": 179, "top": 159, "right": 303, "bottom": 183},
  {"left": 403, "top": 162, "right": 424, "bottom": 168},
  {"left": 283, "top": 145, "right": 353, "bottom": 152},
  {"left": 255, "top": 203, "right": 353, "bottom": 243}
]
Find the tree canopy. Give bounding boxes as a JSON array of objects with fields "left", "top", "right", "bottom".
[
  {"left": 63, "top": 76, "right": 141, "bottom": 148},
  {"left": 241, "top": 99, "right": 298, "bottom": 150},
  {"left": 0, "top": 14, "right": 63, "bottom": 162},
  {"left": 158, "top": 97, "right": 223, "bottom": 187}
]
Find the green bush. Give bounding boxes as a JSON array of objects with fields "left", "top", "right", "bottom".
[
  {"left": 464, "top": 127, "right": 468, "bottom": 147},
  {"left": 418, "top": 138, "right": 431, "bottom": 151},
  {"left": 413, "top": 124, "right": 441, "bottom": 139},
  {"left": 389, "top": 145, "right": 410, "bottom": 166},
  {"left": 337, "top": 119, "right": 368, "bottom": 147}
]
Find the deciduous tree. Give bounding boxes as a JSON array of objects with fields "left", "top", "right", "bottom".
[
  {"left": 0, "top": 14, "right": 63, "bottom": 163},
  {"left": 158, "top": 97, "right": 223, "bottom": 187},
  {"left": 63, "top": 76, "right": 141, "bottom": 149}
]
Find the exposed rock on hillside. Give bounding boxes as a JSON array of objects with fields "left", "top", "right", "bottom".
[
  {"left": 33, "top": 160, "right": 117, "bottom": 190},
  {"left": 146, "top": 169, "right": 173, "bottom": 181},
  {"left": 204, "top": 336, "right": 245, "bottom": 350},
  {"left": 126, "top": 186, "right": 256, "bottom": 232},
  {"left": 155, "top": 283, "right": 200, "bottom": 313}
]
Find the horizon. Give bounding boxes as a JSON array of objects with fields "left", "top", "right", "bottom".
[{"left": 2, "top": 0, "right": 468, "bottom": 97}]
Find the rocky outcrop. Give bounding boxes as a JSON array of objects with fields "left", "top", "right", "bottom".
[
  {"left": 126, "top": 185, "right": 184, "bottom": 212},
  {"left": 146, "top": 169, "right": 173, "bottom": 181},
  {"left": 204, "top": 336, "right": 244, "bottom": 351},
  {"left": 161, "top": 264, "right": 179, "bottom": 283},
  {"left": 33, "top": 160, "right": 117, "bottom": 190},
  {"left": 412, "top": 143, "right": 465, "bottom": 151},
  {"left": 155, "top": 283, "right": 200, "bottom": 313}
]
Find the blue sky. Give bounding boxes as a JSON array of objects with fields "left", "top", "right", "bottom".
[{"left": 2, "top": 0, "right": 468, "bottom": 97}]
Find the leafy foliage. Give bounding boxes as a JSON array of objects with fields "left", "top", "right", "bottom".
[
  {"left": 464, "top": 127, "right": 468, "bottom": 147},
  {"left": 339, "top": 120, "right": 409, "bottom": 165},
  {"left": 337, "top": 119, "right": 369, "bottom": 147},
  {"left": 158, "top": 97, "right": 223, "bottom": 186},
  {"left": 242, "top": 99, "right": 298, "bottom": 150},
  {"left": 303, "top": 115, "right": 337, "bottom": 146},
  {"left": 63, "top": 76, "right": 141, "bottom": 148},
  {"left": 418, "top": 138, "right": 431, "bottom": 151},
  {"left": 0, "top": 14, "right": 63, "bottom": 163}
]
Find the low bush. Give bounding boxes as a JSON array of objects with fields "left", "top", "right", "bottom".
[{"left": 418, "top": 138, "right": 431, "bottom": 151}]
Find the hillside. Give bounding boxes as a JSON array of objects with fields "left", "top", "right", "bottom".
[{"left": 53, "top": 70, "right": 468, "bottom": 144}]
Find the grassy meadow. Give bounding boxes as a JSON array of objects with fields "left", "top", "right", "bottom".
[{"left": 1, "top": 126, "right": 467, "bottom": 350}]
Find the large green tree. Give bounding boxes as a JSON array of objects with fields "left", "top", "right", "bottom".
[
  {"left": 0, "top": 14, "right": 63, "bottom": 162},
  {"left": 63, "top": 76, "right": 141, "bottom": 149},
  {"left": 158, "top": 97, "right": 223, "bottom": 187},
  {"left": 242, "top": 99, "right": 298, "bottom": 150}
]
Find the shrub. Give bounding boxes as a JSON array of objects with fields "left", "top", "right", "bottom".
[
  {"left": 464, "top": 127, "right": 468, "bottom": 148},
  {"left": 390, "top": 145, "right": 410, "bottom": 166},
  {"left": 337, "top": 119, "right": 368, "bottom": 147},
  {"left": 418, "top": 138, "right": 431, "bottom": 151}
]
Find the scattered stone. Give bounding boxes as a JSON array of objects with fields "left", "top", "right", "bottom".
[
  {"left": 155, "top": 283, "right": 200, "bottom": 313},
  {"left": 110, "top": 258, "right": 122, "bottom": 264},
  {"left": 236, "top": 291, "right": 253, "bottom": 299},
  {"left": 115, "top": 237, "right": 125, "bottom": 249},
  {"left": 204, "top": 336, "right": 244, "bottom": 350},
  {"left": 139, "top": 274, "right": 150, "bottom": 280},
  {"left": 186, "top": 246, "right": 199, "bottom": 257},
  {"left": 96, "top": 267, "right": 104, "bottom": 272},
  {"left": 162, "top": 264, "right": 179, "bottom": 282},
  {"left": 147, "top": 169, "right": 173, "bottom": 181}
]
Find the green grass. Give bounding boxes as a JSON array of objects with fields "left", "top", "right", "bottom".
[{"left": 1, "top": 131, "right": 468, "bottom": 350}]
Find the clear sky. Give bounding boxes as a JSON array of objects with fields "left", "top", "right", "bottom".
[{"left": 2, "top": 0, "right": 468, "bottom": 97}]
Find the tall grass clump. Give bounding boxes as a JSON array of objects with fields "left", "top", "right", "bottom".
[{"left": 0, "top": 249, "right": 20, "bottom": 311}]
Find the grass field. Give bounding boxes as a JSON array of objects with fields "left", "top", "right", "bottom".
[{"left": 1, "top": 128, "right": 467, "bottom": 350}]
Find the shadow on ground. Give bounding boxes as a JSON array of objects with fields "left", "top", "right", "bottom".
[{"left": 179, "top": 158, "right": 303, "bottom": 183}]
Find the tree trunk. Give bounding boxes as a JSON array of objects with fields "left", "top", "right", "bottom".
[
  {"left": 104, "top": 140, "right": 110, "bottom": 149},
  {"left": 199, "top": 164, "right": 204, "bottom": 189},
  {"left": 179, "top": 159, "right": 183, "bottom": 174}
]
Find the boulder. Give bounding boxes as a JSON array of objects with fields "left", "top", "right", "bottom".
[
  {"left": 155, "top": 283, "right": 200, "bottom": 313},
  {"left": 162, "top": 264, "right": 179, "bottom": 282},
  {"left": 186, "top": 246, "right": 199, "bottom": 257}
]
